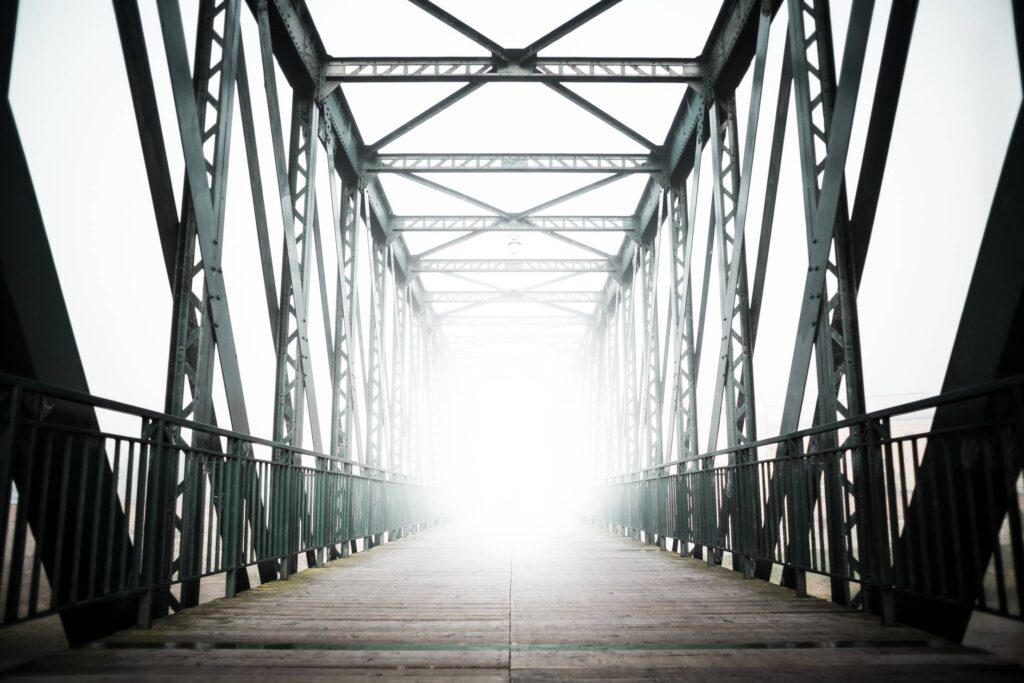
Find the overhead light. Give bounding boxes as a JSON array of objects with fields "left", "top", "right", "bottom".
[{"left": 508, "top": 231, "right": 521, "bottom": 256}]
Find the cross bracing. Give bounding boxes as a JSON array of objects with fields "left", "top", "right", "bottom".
[
  {"left": 392, "top": 215, "right": 637, "bottom": 232},
  {"left": 367, "top": 153, "right": 660, "bottom": 173},
  {"left": 322, "top": 57, "right": 704, "bottom": 83},
  {"left": 423, "top": 291, "right": 604, "bottom": 304},
  {"left": 412, "top": 259, "right": 616, "bottom": 274},
  {"left": 438, "top": 316, "right": 592, "bottom": 328},
  {"left": 1, "top": 0, "right": 1022, "bottom": 662}
]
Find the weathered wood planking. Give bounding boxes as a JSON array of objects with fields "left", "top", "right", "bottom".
[{"left": 3, "top": 523, "right": 1021, "bottom": 681}]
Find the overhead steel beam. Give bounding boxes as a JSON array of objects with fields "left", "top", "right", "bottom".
[
  {"left": 848, "top": 0, "right": 918, "bottom": 283},
  {"left": 257, "top": 0, "right": 417, "bottom": 292},
  {"left": 395, "top": 172, "right": 507, "bottom": 215},
  {"left": 545, "top": 82, "right": 659, "bottom": 151},
  {"left": 520, "top": 172, "right": 632, "bottom": 216},
  {"left": 368, "top": 153, "right": 660, "bottom": 173},
  {"left": 521, "top": 0, "right": 623, "bottom": 60},
  {"left": 412, "top": 259, "right": 616, "bottom": 273},
  {"left": 424, "top": 291, "right": 603, "bottom": 304},
  {"left": 406, "top": 0, "right": 509, "bottom": 58},
  {"left": 369, "top": 83, "right": 483, "bottom": 150},
  {"left": 628, "top": 0, "right": 777, "bottom": 248},
  {"left": 392, "top": 215, "right": 637, "bottom": 232},
  {"left": 446, "top": 335, "right": 583, "bottom": 344},
  {"left": 439, "top": 315, "right": 591, "bottom": 327},
  {"left": 323, "top": 57, "right": 704, "bottom": 83}
]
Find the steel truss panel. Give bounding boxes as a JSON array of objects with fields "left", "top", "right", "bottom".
[
  {"left": 412, "top": 259, "right": 616, "bottom": 273},
  {"left": 667, "top": 183, "right": 699, "bottom": 464},
  {"left": 423, "top": 291, "right": 603, "bottom": 304},
  {"left": 323, "top": 57, "right": 704, "bottom": 83},
  {"left": 270, "top": 97, "right": 323, "bottom": 455},
  {"left": 754, "top": 0, "right": 874, "bottom": 597},
  {"left": 389, "top": 282, "right": 410, "bottom": 474},
  {"left": 368, "top": 154, "right": 659, "bottom": 173},
  {"left": 392, "top": 215, "right": 636, "bottom": 232},
  {"left": 777, "top": 0, "right": 866, "bottom": 605},
  {"left": 329, "top": 187, "right": 361, "bottom": 463},
  {"left": 365, "top": 243, "right": 389, "bottom": 472},
  {"left": 706, "top": 96, "right": 757, "bottom": 451},
  {"left": 162, "top": 0, "right": 248, "bottom": 610},
  {"left": 637, "top": 232, "right": 663, "bottom": 469}
]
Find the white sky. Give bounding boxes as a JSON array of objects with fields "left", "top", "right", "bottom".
[{"left": 7, "top": 1, "right": 1022, "bottom": 468}]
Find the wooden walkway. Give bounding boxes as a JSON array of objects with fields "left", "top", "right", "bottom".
[{"left": 5, "top": 522, "right": 1021, "bottom": 681}]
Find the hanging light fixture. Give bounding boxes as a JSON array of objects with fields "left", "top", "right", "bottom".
[{"left": 508, "top": 230, "right": 522, "bottom": 256}]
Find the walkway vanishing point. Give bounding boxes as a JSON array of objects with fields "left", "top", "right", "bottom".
[{"left": 4, "top": 523, "right": 1020, "bottom": 681}]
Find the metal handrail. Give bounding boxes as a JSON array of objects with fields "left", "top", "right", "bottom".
[
  {"left": 0, "top": 374, "right": 441, "bottom": 631},
  {"left": 592, "top": 374, "right": 1024, "bottom": 630},
  {"left": 0, "top": 373, "right": 415, "bottom": 481},
  {"left": 603, "top": 373, "right": 1024, "bottom": 482}
]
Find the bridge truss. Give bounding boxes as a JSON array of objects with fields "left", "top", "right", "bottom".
[{"left": 1, "top": 0, "right": 1023, "bottom": 649}]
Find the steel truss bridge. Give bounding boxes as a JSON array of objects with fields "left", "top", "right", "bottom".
[{"left": 1, "top": 0, "right": 1023, "bottom": 678}]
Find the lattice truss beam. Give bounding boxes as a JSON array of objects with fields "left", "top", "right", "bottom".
[
  {"left": 581, "top": 0, "right": 942, "bottom": 610},
  {"left": 76, "top": 0, "right": 450, "bottom": 614}
]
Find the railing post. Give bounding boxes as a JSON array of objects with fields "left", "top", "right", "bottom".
[
  {"left": 137, "top": 417, "right": 176, "bottom": 627},
  {"left": 784, "top": 438, "right": 809, "bottom": 596},
  {"left": 859, "top": 417, "right": 896, "bottom": 624},
  {"left": 223, "top": 438, "right": 244, "bottom": 598}
]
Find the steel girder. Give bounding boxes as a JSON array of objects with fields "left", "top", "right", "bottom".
[
  {"left": 667, "top": 181, "right": 699, "bottom": 465},
  {"left": 781, "top": 0, "right": 866, "bottom": 605},
  {"left": 423, "top": 291, "right": 603, "bottom": 304},
  {"left": 637, "top": 229, "right": 663, "bottom": 470},
  {"left": 620, "top": 259, "right": 640, "bottom": 475},
  {"left": 752, "top": 0, "right": 874, "bottom": 600},
  {"left": 329, "top": 186, "right": 359, "bottom": 463},
  {"left": 1, "top": 0, "right": 144, "bottom": 643},
  {"left": 3, "top": 0, "right": 439, "bottom": 642},
  {"left": 365, "top": 243, "right": 389, "bottom": 473},
  {"left": 390, "top": 283, "right": 410, "bottom": 475},
  {"left": 323, "top": 57, "right": 704, "bottom": 84},
  {"left": 439, "top": 316, "right": 591, "bottom": 327},
  {"left": 412, "top": 259, "right": 616, "bottom": 274},
  {"left": 893, "top": 101, "right": 1024, "bottom": 641},
  {"left": 367, "top": 153, "right": 659, "bottom": 173},
  {"left": 162, "top": 0, "right": 247, "bottom": 610},
  {"left": 705, "top": 95, "right": 757, "bottom": 453},
  {"left": 270, "top": 94, "right": 323, "bottom": 456},
  {"left": 604, "top": 293, "right": 622, "bottom": 475},
  {"left": 392, "top": 216, "right": 636, "bottom": 232},
  {"left": 157, "top": 0, "right": 281, "bottom": 604}
]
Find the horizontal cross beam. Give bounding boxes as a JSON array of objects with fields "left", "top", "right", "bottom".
[
  {"left": 438, "top": 315, "right": 592, "bottom": 327},
  {"left": 368, "top": 153, "right": 659, "bottom": 173},
  {"left": 323, "top": 57, "right": 704, "bottom": 83},
  {"left": 446, "top": 335, "right": 584, "bottom": 345},
  {"left": 413, "top": 259, "right": 616, "bottom": 273},
  {"left": 423, "top": 290, "right": 603, "bottom": 303},
  {"left": 392, "top": 215, "right": 636, "bottom": 231}
]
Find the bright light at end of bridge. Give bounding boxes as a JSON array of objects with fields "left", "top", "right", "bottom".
[{"left": 435, "top": 341, "right": 591, "bottom": 538}]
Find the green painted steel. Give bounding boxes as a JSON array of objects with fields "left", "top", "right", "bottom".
[
  {"left": 0, "top": 374, "right": 441, "bottom": 629},
  {"left": 591, "top": 375, "right": 1024, "bottom": 625}
]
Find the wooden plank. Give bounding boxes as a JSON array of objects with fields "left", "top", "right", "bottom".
[{"left": 5, "top": 523, "right": 1019, "bottom": 680}]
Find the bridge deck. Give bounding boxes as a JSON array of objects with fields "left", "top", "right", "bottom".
[{"left": 5, "top": 523, "right": 1020, "bottom": 681}]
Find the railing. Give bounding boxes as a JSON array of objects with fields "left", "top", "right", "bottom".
[
  {"left": 593, "top": 376, "right": 1024, "bottom": 626},
  {"left": 0, "top": 374, "right": 440, "bottom": 629}
]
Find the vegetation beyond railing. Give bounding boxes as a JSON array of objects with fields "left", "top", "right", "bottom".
[
  {"left": 0, "top": 374, "right": 440, "bottom": 629},
  {"left": 593, "top": 376, "right": 1024, "bottom": 627}
]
